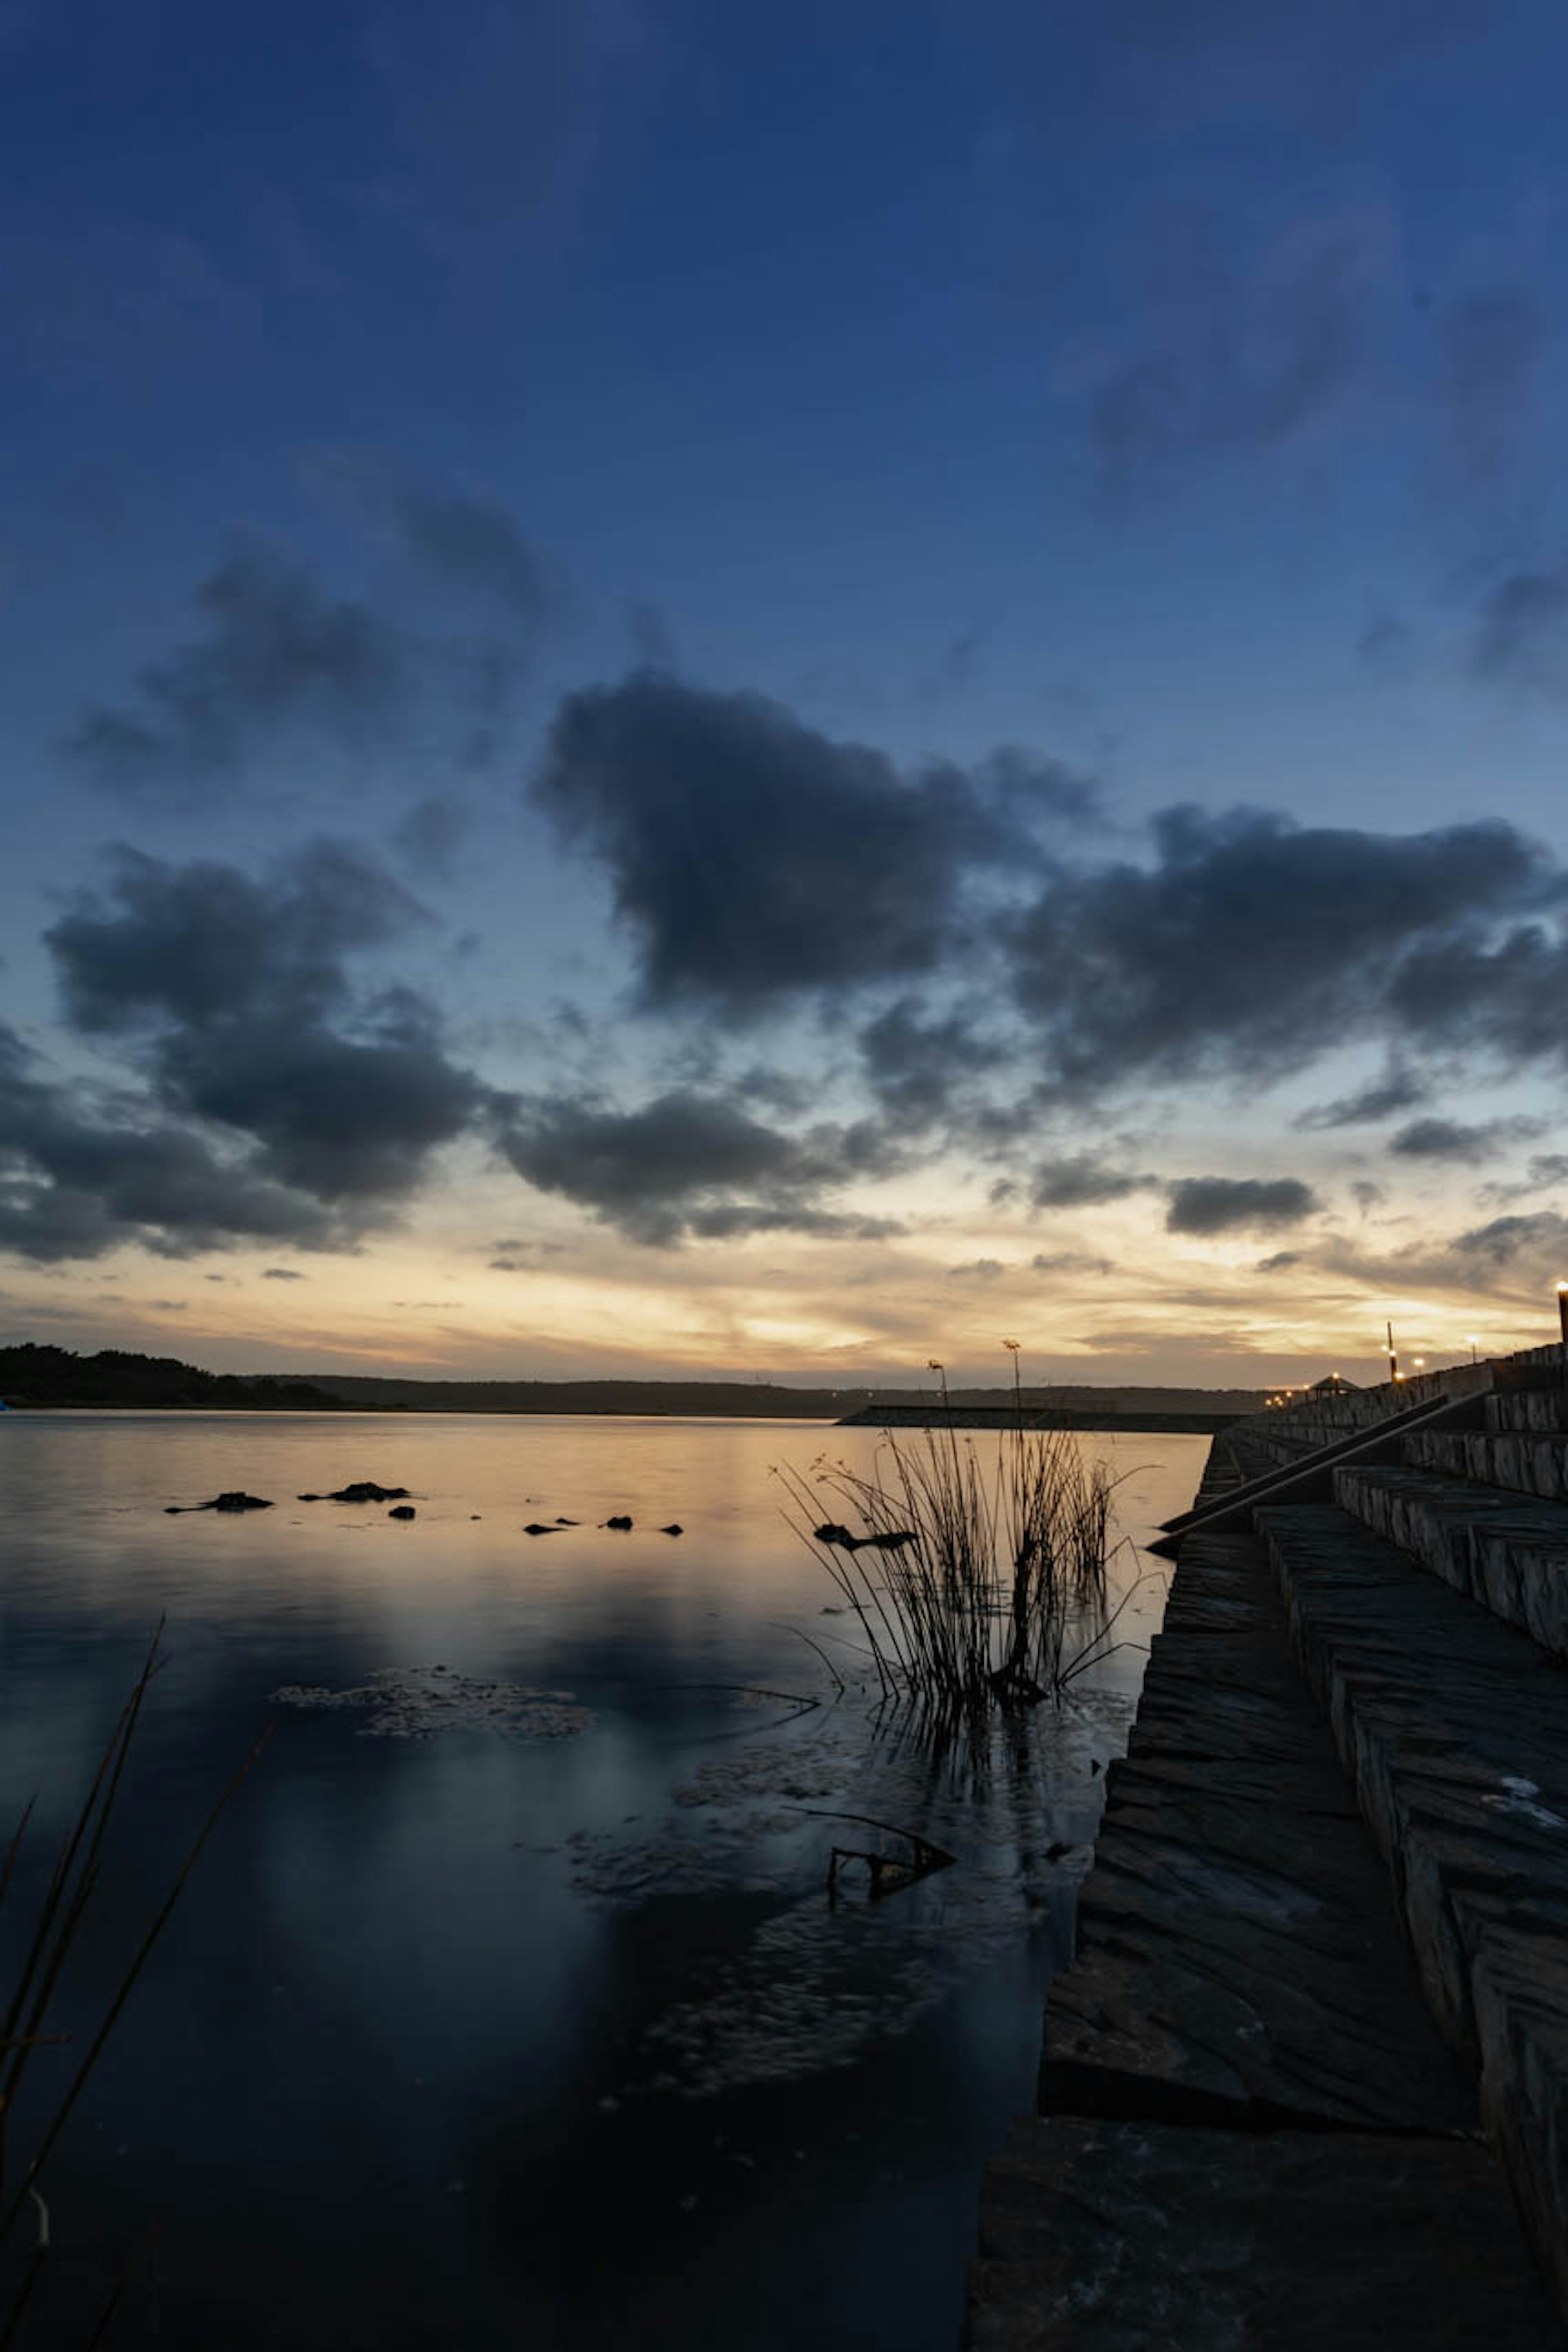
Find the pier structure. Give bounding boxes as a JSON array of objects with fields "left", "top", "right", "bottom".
[{"left": 965, "top": 1340, "right": 1568, "bottom": 2346}]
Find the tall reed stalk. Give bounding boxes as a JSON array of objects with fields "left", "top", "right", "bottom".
[
  {"left": 780, "top": 1348, "right": 1132, "bottom": 1718},
  {"left": 0, "top": 1625, "right": 268, "bottom": 2345}
]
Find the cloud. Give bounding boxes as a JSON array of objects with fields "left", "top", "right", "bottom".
[
  {"left": 1388, "top": 1114, "right": 1544, "bottom": 1164},
  {"left": 262, "top": 1267, "right": 307, "bottom": 1280},
  {"left": 44, "top": 844, "right": 490, "bottom": 1218},
  {"left": 1079, "top": 204, "right": 1393, "bottom": 489},
  {"left": 858, "top": 998, "right": 1006, "bottom": 1132},
  {"left": 531, "top": 673, "right": 1091, "bottom": 1018},
  {"left": 1297, "top": 1062, "right": 1430, "bottom": 1128},
  {"left": 0, "top": 1022, "right": 341, "bottom": 1262},
  {"left": 62, "top": 540, "right": 521, "bottom": 796},
  {"left": 303, "top": 448, "right": 552, "bottom": 619},
  {"left": 1255, "top": 1250, "right": 1302, "bottom": 1270},
  {"left": 946, "top": 1258, "right": 1005, "bottom": 1281},
  {"left": 1165, "top": 1176, "right": 1319, "bottom": 1234},
  {"left": 1029, "top": 1153, "right": 1157, "bottom": 1208},
  {"left": 494, "top": 1085, "right": 900, "bottom": 1245},
  {"left": 1007, "top": 803, "right": 1562, "bottom": 1095}
]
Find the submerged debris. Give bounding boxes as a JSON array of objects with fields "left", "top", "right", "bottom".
[
  {"left": 165, "top": 1492, "right": 273, "bottom": 1514},
  {"left": 269, "top": 1665, "right": 593, "bottom": 1742}
]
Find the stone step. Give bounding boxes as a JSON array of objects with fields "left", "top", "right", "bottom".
[
  {"left": 1405, "top": 1425, "right": 1568, "bottom": 1504},
  {"left": 1335, "top": 1460, "right": 1568, "bottom": 1659},
  {"left": 1488, "top": 1386, "right": 1568, "bottom": 1435},
  {"left": 1042, "top": 1531, "right": 1476, "bottom": 2135},
  {"left": 1255, "top": 1500, "right": 1568, "bottom": 2316},
  {"left": 965, "top": 2117, "right": 1560, "bottom": 2350}
]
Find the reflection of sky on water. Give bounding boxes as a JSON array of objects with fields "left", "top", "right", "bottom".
[{"left": 0, "top": 1413, "right": 1202, "bottom": 2348}]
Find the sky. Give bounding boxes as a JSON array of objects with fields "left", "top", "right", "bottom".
[{"left": 5, "top": 0, "right": 1568, "bottom": 1388}]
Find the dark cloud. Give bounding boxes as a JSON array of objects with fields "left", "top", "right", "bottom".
[
  {"left": 1008, "top": 804, "right": 1562, "bottom": 1096},
  {"left": 1297, "top": 1062, "right": 1429, "bottom": 1128},
  {"left": 945, "top": 1258, "right": 1004, "bottom": 1281},
  {"left": 1255, "top": 1250, "right": 1302, "bottom": 1271},
  {"left": 1029, "top": 1153, "right": 1156, "bottom": 1208},
  {"left": 49, "top": 841, "right": 424, "bottom": 1034},
  {"left": 1441, "top": 289, "right": 1544, "bottom": 476},
  {"left": 531, "top": 673, "right": 1090, "bottom": 1018},
  {"left": 1388, "top": 1114, "right": 1543, "bottom": 1164},
  {"left": 44, "top": 844, "right": 490, "bottom": 1221},
  {"left": 0, "top": 1022, "right": 341, "bottom": 1262},
  {"left": 303, "top": 448, "right": 551, "bottom": 619},
  {"left": 858, "top": 998, "right": 1005, "bottom": 1132},
  {"left": 1031, "top": 1249, "right": 1115, "bottom": 1275},
  {"left": 261, "top": 1267, "right": 307, "bottom": 1280},
  {"left": 62, "top": 541, "right": 521, "bottom": 796},
  {"left": 1165, "top": 1176, "right": 1319, "bottom": 1234},
  {"left": 1446, "top": 1209, "right": 1568, "bottom": 1272},
  {"left": 494, "top": 1086, "right": 899, "bottom": 1246},
  {"left": 1527, "top": 1154, "right": 1568, "bottom": 1189}
]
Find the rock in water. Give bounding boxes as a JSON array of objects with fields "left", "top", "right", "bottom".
[
  {"left": 389, "top": 1505, "right": 416, "bottom": 1521},
  {"left": 603, "top": 1515, "right": 633, "bottom": 1530},
  {"left": 812, "top": 1522, "right": 860, "bottom": 1549},
  {"left": 659, "top": 1523, "right": 684, "bottom": 1536},
  {"left": 297, "top": 1481, "right": 413, "bottom": 1504},
  {"left": 165, "top": 1492, "right": 274, "bottom": 1514},
  {"left": 522, "top": 1523, "right": 559, "bottom": 1536}
]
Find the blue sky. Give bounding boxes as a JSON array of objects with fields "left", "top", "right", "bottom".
[{"left": 5, "top": 0, "right": 1568, "bottom": 1385}]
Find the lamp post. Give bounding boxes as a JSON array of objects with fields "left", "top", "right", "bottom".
[
  {"left": 1557, "top": 1284, "right": 1568, "bottom": 1388},
  {"left": 1386, "top": 1321, "right": 1398, "bottom": 1385},
  {"left": 1467, "top": 1336, "right": 1479, "bottom": 1366}
]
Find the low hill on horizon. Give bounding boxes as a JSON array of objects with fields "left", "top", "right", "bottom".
[{"left": 0, "top": 1342, "right": 1271, "bottom": 1420}]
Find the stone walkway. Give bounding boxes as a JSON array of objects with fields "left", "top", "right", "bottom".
[{"left": 964, "top": 1354, "right": 1568, "bottom": 2348}]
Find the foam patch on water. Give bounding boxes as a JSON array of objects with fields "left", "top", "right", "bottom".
[{"left": 270, "top": 1665, "right": 593, "bottom": 1741}]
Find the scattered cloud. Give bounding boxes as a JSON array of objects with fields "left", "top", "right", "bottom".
[
  {"left": 1076, "top": 203, "right": 1394, "bottom": 491},
  {"left": 1029, "top": 1153, "right": 1157, "bottom": 1209},
  {"left": 532, "top": 673, "right": 1094, "bottom": 1018},
  {"left": 42, "top": 843, "right": 491, "bottom": 1225},
  {"left": 62, "top": 539, "right": 522, "bottom": 797},
  {"left": 303, "top": 448, "right": 554, "bottom": 619},
  {"left": 494, "top": 1085, "right": 900, "bottom": 1246},
  {"left": 1165, "top": 1175, "right": 1319, "bottom": 1234},
  {"left": 1388, "top": 1113, "right": 1544, "bottom": 1163},
  {"left": 1297, "top": 1062, "right": 1430, "bottom": 1128},
  {"left": 1008, "top": 803, "right": 1564, "bottom": 1094},
  {"left": 261, "top": 1266, "right": 307, "bottom": 1280},
  {"left": 1472, "top": 561, "right": 1568, "bottom": 700}
]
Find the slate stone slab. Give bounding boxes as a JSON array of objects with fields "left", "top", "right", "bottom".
[
  {"left": 1044, "top": 1532, "right": 1474, "bottom": 2136},
  {"left": 1336, "top": 1461, "right": 1568, "bottom": 1659},
  {"left": 1258, "top": 1501, "right": 1568, "bottom": 2316},
  {"left": 964, "top": 2117, "right": 1561, "bottom": 2350}
]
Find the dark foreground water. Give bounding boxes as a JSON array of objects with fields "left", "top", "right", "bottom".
[{"left": 0, "top": 1412, "right": 1204, "bottom": 2350}]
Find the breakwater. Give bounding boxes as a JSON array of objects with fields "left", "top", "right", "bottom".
[{"left": 964, "top": 1343, "right": 1568, "bottom": 2345}]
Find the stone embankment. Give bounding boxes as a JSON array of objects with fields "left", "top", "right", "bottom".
[{"left": 964, "top": 1343, "right": 1568, "bottom": 2348}]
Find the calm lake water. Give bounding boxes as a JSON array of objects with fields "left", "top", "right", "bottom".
[{"left": 0, "top": 1412, "right": 1206, "bottom": 2350}]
